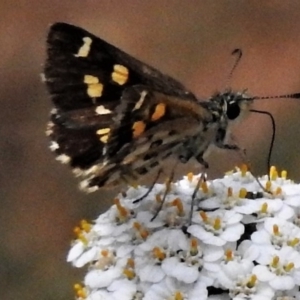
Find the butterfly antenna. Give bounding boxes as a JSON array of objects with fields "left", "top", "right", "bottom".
[
  {"left": 249, "top": 109, "right": 276, "bottom": 180},
  {"left": 226, "top": 48, "right": 243, "bottom": 87},
  {"left": 251, "top": 93, "right": 300, "bottom": 101}
]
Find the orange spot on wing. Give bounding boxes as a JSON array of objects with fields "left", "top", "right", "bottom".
[
  {"left": 132, "top": 121, "right": 146, "bottom": 138},
  {"left": 151, "top": 103, "right": 166, "bottom": 121}
]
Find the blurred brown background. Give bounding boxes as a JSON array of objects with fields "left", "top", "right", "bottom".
[{"left": 2, "top": 1, "right": 300, "bottom": 299}]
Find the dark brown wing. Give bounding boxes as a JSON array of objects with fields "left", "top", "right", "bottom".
[
  {"left": 44, "top": 23, "right": 198, "bottom": 172},
  {"left": 44, "top": 23, "right": 212, "bottom": 191}
]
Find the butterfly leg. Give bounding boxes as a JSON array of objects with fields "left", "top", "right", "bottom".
[
  {"left": 189, "top": 173, "right": 207, "bottom": 226},
  {"left": 133, "top": 168, "right": 163, "bottom": 203},
  {"left": 150, "top": 161, "right": 179, "bottom": 221},
  {"left": 215, "top": 128, "right": 248, "bottom": 161},
  {"left": 195, "top": 154, "right": 209, "bottom": 169}
]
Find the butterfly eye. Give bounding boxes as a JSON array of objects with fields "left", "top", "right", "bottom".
[{"left": 227, "top": 102, "right": 240, "bottom": 120}]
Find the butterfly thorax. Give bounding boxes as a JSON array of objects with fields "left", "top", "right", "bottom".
[{"left": 175, "top": 90, "right": 253, "bottom": 167}]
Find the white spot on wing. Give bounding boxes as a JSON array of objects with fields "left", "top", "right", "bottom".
[
  {"left": 75, "top": 37, "right": 92, "bottom": 58},
  {"left": 50, "top": 108, "right": 58, "bottom": 115},
  {"left": 56, "top": 154, "right": 71, "bottom": 164},
  {"left": 133, "top": 91, "right": 147, "bottom": 111},
  {"left": 82, "top": 165, "right": 100, "bottom": 176},
  {"left": 72, "top": 168, "right": 84, "bottom": 177},
  {"left": 40, "top": 73, "right": 46, "bottom": 82},
  {"left": 45, "top": 121, "right": 54, "bottom": 136},
  {"left": 79, "top": 179, "right": 99, "bottom": 193},
  {"left": 95, "top": 105, "right": 112, "bottom": 115},
  {"left": 49, "top": 141, "right": 59, "bottom": 151}
]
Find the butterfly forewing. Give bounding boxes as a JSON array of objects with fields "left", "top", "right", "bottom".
[{"left": 44, "top": 22, "right": 216, "bottom": 191}]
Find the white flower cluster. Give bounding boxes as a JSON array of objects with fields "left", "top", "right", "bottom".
[{"left": 67, "top": 166, "right": 300, "bottom": 300}]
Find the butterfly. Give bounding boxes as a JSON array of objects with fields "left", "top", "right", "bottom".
[{"left": 44, "top": 22, "right": 300, "bottom": 193}]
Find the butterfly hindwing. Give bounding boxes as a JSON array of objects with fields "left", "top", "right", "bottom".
[{"left": 105, "top": 86, "right": 213, "bottom": 158}]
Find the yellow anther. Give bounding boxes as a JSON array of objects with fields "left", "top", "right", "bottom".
[
  {"left": 269, "top": 166, "right": 277, "bottom": 179},
  {"left": 225, "top": 249, "right": 233, "bottom": 261},
  {"left": 152, "top": 247, "right": 166, "bottom": 261},
  {"left": 200, "top": 181, "right": 209, "bottom": 193},
  {"left": 114, "top": 198, "right": 129, "bottom": 220},
  {"left": 76, "top": 289, "right": 87, "bottom": 298},
  {"left": 78, "top": 233, "right": 88, "bottom": 245},
  {"left": 73, "top": 226, "right": 81, "bottom": 236},
  {"left": 123, "top": 268, "right": 135, "bottom": 280},
  {"left": 80, "top": 219, "right": 91, "bottom": 232},
  {"left": 275, "top": 187, "right": 282, "bottom": 196},
  {"left": 213, "top": 217, "right": 222, "bottom": 230},
  {"left": 271, "top": 256, "right": 279, "bottom": 267},
  {"left": 281, "top": 170, "right": 287, "bottom": 180},
  {"left": 101, "top": 249, "right": 109, "bottom": 257},
  {"left": 133, "top": 221, "right": 141, "bottom": 231},
  {"left": 273, "top": 224, "right": 280, "bottom": 236},
  {"left": 190, "top": 238, "right": 198, "bottom": 256},
  {"left": 174, "top": 291, "right": 184, "bottom": 300},
  {"left": 284, "top": 262, "right": 294, "bottom": 272},
  {"left": 227, "top": 187, "right": 233, "bottom": 197},
  {"left": 199, "top": 211, "right": 208, "bottom": 222},
  {"left": 171, "top": 198, "right": 184, "bottom": 216},
  {"left": 270, "top": 168, "right": 278, "bottom": 180},
  {"left": 260, "top": 202, "right": 268, "bottom": 214},
  {"left": 187, "top": 172, "right": 194, "bottom": 182},
  {"left": 247, "top": 275, "right": 257, "bottom": 288},
  {"left": 239, "top": 188, "right": 248, "bottom": 198},
  {"left": 265, "top": 181, "right": 272, "bottom": 191},
  {"left": 133, "top": 222, "right": 148, "bottom": 239},
  {"left": 140, "top": 229, "right": 149, "bottom": 240},
  {"left": 74, "top": 283, "right": 86, "bottom": 298},
  {"left": 288, "top": 238, "right": 299, "bottom": 247},
  {"left": 74, "top": 283, "right": 82, "bottom": 291},
  {"left": 126, "top": 258, "right": 135, "bottom": 268},
  {"left": 240, "top": 164, "right": 248, "bottom": 177}
]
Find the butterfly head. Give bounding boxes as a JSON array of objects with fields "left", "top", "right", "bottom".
[{"left": 209, "top": 90, "right": 253, "bottom": 123}]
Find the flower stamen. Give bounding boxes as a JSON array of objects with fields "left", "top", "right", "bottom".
[
  {"left": 246, "top": 275, "right": 257, "bottom": 288},
  {"left": 281, "top": 170, "right": 287, "bottom": 180},
  {"left": 225, "top": 249, "right": 233, "bottom": 261},
  {"left": 260, "top": 202, "right": 268, "bottom": 214},
  {"left": 239, "top": 187, "right": 247, "bottom": 198},
  {"left": 213, "top": 217, "right": 222, "bottom": 230},
  {"left": 240, "top": 164, "right": 248, "bottom": 177},
  {"left": 152, "top": 247, "right": 166, "bottom": 261},
  {"left": 171, "top": 198, "right": 184, "bottom": 216},
  {"left": 114, "top": 198, "right": 129, "bottom": 222},
  {"left": 273, "top": 224, "right": 280, "bottom": 236},
  {"left": 190, "top": 238, "right": 198, "bottom": 256},
  {"left": 187, "top": 172, "right": 194, "bottom": 182}
]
